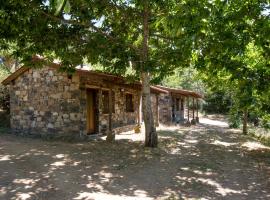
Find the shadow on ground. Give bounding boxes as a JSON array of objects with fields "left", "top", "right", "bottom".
[{"left": 0, "top": 118, "right": 270, "bottom": 200}]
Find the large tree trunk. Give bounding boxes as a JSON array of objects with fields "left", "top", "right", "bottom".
[
  {"left": 142, "top": 72, "right": 158, "bottom": 147},
  {"left": 141, "top": 0, "right": 158, "bottom": 147},
  {"left": 242, "top": 108, "right": 248, "bottom": 135}
]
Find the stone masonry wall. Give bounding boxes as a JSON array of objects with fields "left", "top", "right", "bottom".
[
  {"left": 9, "top": 67, "right": 85, "bottom": 137},
  {"left": 158, "top": 93, "right": 172, "bottom": 125},
  {"left": 151, "top": 93, "right": 159, "bottom": 126},
  {"left": 9, "top": 67, "right": 140, "bottom": 137}
]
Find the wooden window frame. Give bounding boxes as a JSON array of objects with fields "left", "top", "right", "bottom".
[
  {"left": 102, "top": 90, "right": 115, "bottom": 114},
  {"left": 125, "top": 93, "right": 134, "bottom": 112}
]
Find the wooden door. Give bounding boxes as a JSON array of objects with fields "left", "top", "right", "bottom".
[{"left": 86, "top": 89, "right": 96, "bottom": 134}]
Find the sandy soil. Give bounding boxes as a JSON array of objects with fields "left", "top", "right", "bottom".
[{"left": 0, "top": 117, "right": 270, "bottom": 200}]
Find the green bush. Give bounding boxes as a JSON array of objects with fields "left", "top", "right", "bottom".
[
  {"left": 0, "top": 84, "right": 9, "bottom": 111},
  {"left": 228, "top": 109, "right": 241, "bottom": 128},
  {"left": 0, "top": 110, "right": 10, "bottom": 129},
  {"left": 261, "top": 115, "right": 270, "bottom": 129},
  {"left": 0, "top": 64, "right": 10, "bottom": 111},
  {"left": 203, "top": 90, "right": 232, "bottom": 114}
]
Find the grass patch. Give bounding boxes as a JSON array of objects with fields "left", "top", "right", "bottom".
[{"left": 0, "top": 64, "right": 11, "bottom": 81}]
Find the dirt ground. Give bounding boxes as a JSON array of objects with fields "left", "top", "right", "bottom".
[{"left": 0, "top": 117, "right": 270, "bottom": 200}]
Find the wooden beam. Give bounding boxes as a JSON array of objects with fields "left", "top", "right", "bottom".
[
  {"left": 196, "top": 99, "right": 199, "bottom": 118},
  {"left": 109, "top": 89, "right": 112, "bottom": 132},
  {"left": 137, "top": 92, "right": 141, "bottom": 125},
  {"left": 187, "top": 97, "right": 190, "bottom": 122},
  {"left": 84, "top": 84, "right": 106, "bottom": 90},
  {"left": 97, "top": 89, "right": 101, "bottom": 133},
  {"left": 106, "top": 88, "right": 115, "bottom": 141},
  {"left": 155, "top": 94, "right": 159, "bottom": 127},
  {"left": 192, "top": 98, "right": 195, "bottom": 120}
]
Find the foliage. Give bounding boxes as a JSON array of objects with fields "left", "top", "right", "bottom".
[
  {"left": 162, "top": 66, "right": 205, "bottom": 93},
  {"left": 261, "top": 114, "right": 270, "bottom": 129},
  {"left": 0, "top": 64, "right": 11, "bottom": 111},
  {"left": 228, "top": 106, "right": 241, "bottom": 128},
  {"left": 0, "top": 64, "right": 10, "bottom": 81},
  {"left": 0, "top": 85, "right": 9, "bottom": 111},
  {"left": 203, "top": 90, "right": 232, "bottom": 114},
  {"left": 194, "top": 1, "right": 270, "bottom": 133}
]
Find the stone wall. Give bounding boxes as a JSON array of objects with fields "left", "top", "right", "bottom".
[
  {"left": 9, "top": 67, "right": 84, "bottom": 137},
  {"left": 151, "top": 93, "right": 159, "bottom": 126},
  {"left": 158, "top": 93, "right": 189, "bottom": 124},
  {"left": 158, "top": 93, "right": 172, "bottom": 125},
  {"left": 9, "top": 66, "right": 140, "bottom": 137}
]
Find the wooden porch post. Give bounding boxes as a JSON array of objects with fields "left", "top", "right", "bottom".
[
  {"left": 187, "top": 97, "right": 190, "bottom": 123},
  {"left": 155, "top": 94, "right": 159, "bottom": 127},
  {"left": 192, "top": 98, "right": 195, "bottom": 120},
  {"left": 137, "top": 92, "right": 141, "bottom": 125},
  {"left": 196, "top": 99, "right": 199, "bottom": 123},
  {"left": 98, "top": 89, "right": 102, "bottom": 133},
  {"left": 191, "top": 97, "right": 196, "bottom": 125},
  {"left": 106, "top": 88, "right": 115, "bottom": 142}
]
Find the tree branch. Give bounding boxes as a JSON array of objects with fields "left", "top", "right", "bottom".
[{"left": 40, "top": 11, "right": 140, "bottom": 53}]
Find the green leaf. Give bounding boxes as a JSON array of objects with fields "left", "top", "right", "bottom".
[
  {"left": 54, "top": 0, "right": 67, "bottom": 16},
  {"left": 64, "top": 0, "right": 71, "bottom": 14}
]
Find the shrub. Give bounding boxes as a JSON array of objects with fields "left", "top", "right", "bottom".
[
  {"left": 261, "top": 115, "right": 270, "bottom": 129},
  {"left": 0, "top": 84, "right": 9, "bottom": 111},
  {"left": 0, "top": 64, "right": 10, "bottom": 111},
  {"left": 229, "top": 109, "right": 241, "bottom": 128},
  {"left": 203, "top": 90, "right": 232, "bottom": 114}
]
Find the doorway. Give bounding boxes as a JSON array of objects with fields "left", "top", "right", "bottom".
[{"left": 86, "top": 89, "right": 98, "bottom": 134}]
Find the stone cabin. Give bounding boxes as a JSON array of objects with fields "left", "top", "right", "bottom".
[
  {"left": 2, "top": 61, "right": 167, "bottom": 138},
  {"left": 2, "top": 60, "right": 202, "bottom": 138},
  {"left": 156, "top": 85, "right": 202, "bottom": 125}
]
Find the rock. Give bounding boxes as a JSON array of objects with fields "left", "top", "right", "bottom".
[
  {"left": 52, "top": 76, "right": 58, "bottom": 82},
  {"left": 31, "top": 121, "right": 36, "bottom": 128},
  {"left": 23, "top": 96, "right": 28, "bottom": 101},
  {"left": 47, "top": 123, "right": 54, "bottom": 128},
  {"left": 48, "top": 70, "right": 54, "bottom": 76},
  {"left": 70, "top": 113, "right": 77, "bottom": 121},
  {"left": 33, "top": 71, "right": 40, "bottom": 78},
  {"left": 52, "top": 112, "right": 58, "bottom": 116}
]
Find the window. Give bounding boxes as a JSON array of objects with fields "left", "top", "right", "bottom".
[
  {"left": 102, "top": 90, "right": 115, "bottom": 114},
  {"left": 176, "top": 98, "right": 180, "bottom": 111},
  {"left": 126, "top": 93, "right": 134, "bottom": 112}
]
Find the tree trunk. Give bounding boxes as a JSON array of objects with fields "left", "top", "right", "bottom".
[
  {"left": 242, "top": 108, "right": 248, "bottom": 135},
  {"left": 141, "top": 1, "right": 158, "bottom": 147},
  {"left": 142, "top": 73, "right": 157, "bottom": 147},
  {"left": 106, "top": 88, "right": 115, "bottom": 142}
]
